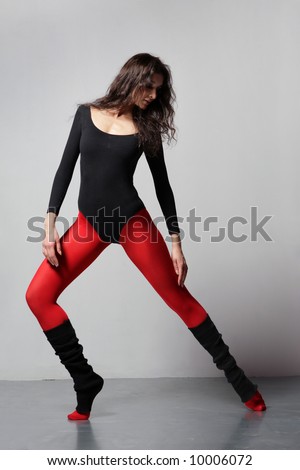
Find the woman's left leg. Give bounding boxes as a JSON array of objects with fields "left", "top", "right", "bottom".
[
  {"left": 118, "top": 208, "right": 266, "bottom": 411},
  {"left": 119, "top": 208, "right": 208, "bottom": 328}
]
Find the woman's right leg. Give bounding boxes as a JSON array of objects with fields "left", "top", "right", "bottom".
[
  {"left": 26, "top": 210, "right": 111, "bottom": 331},
  {"left": 25, "top": 210, "right": 111, "bottom": 420}
]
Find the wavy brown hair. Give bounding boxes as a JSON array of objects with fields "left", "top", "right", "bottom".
[{"left": 81, "top": 52, "right": 177, "bottom": 155}]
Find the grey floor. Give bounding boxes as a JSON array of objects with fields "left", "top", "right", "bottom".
[{"left": 0, "top": 377, "right": 299, "bottom": 450}]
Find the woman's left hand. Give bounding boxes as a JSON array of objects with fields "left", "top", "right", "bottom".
[{"left": 171, "top": 245, "right": 188, "bottom": 287}]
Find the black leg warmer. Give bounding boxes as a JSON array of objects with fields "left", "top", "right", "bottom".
[
  {"left": 44, "top": 320, "right": 104, "bottom": 414},
  {"left": 189, "top": 315, "right": 257, "bottom": 402}
]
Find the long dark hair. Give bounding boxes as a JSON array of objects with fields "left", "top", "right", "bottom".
[{"left": 81, "top": 52, "right": 177, "bottom": 155}]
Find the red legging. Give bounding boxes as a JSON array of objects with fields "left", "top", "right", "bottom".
[{"left": 25, "top": 208, "right": 208, "bottom": 331}]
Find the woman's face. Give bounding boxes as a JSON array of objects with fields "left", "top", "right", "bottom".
[{"left": 134, "top": 73, "right": 164, "bottom": 109}]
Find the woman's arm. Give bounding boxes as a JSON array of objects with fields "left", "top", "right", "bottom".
[
  {"left": 43, "top": 105, "right": 82, "bottom": 267},
  {"left": 144, "top": 138, "right": 188, "bottom": 286},
  {"left": 144, "top": 137, "right": 181, "bottom": 241},
  {"left": 46, "top": 105, "right": 82, "bottom": 216}
]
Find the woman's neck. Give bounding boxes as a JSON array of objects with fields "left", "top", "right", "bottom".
[{"left": 107, "top": 105, "right": 134, "bottom": 118}]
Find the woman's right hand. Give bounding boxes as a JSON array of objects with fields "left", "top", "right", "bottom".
[{"left": 43, "top": 213, "right": 62, "bottom": 267}]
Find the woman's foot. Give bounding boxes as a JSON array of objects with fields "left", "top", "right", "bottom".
[
  {"left": 244, "top": 390, "right": 266, "bottom": 411},
  {"left": 67, "top": 379, "right": 104, "bottom": 420},
  {"left": 67, "top": 410, "right": 90, "bottom": 420},
  {"left": 188, "top": 316, "right": 260, "bottom": 404},
  {"left": 75, "top": 379, "right": 104, "bottom": 417}
]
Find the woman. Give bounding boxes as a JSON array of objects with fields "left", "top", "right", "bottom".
[{"left": 25, "top": 52, "right": 266, "bottom": 420}]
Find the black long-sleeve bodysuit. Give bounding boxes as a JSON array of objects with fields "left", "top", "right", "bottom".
[{"left": 47, "top": 104, "right": 180, "bottom": 243}]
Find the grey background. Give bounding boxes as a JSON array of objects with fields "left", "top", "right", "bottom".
[{"left": 1, "top": 0, "right": 299, "bottom": 380}]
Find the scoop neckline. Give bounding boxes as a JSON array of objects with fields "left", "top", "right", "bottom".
[{"left": 88, "top": 105, "right": 138, "bottom": 137}]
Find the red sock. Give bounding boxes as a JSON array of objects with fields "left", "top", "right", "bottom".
[
  {"left": 244, "top": 390, "right": 266, "bottom": 411},
  {"left": 67, "top": 410, "right": 91, "bottom": 421}
]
